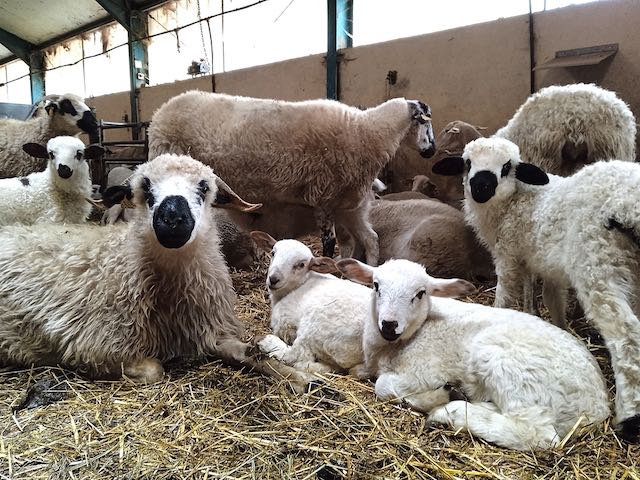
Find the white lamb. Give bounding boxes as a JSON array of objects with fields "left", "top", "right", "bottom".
[
  {"left": 495, "top": 83, "right": 636, "bottom": 175},
  {"left": 148, "top": 91, "right": 436, "bottom": 264},
  {"left": 336, "top": 258, "right": 610, "bottom": 450},
  {"left": 0, "top": 154, "right": 314, "bottom": 392},
  {"left": 0, "top": 136, "right": 103, "bottom": 225},
  {"left": 251, "top": 231, "right": 369, "bottom": 375},
  {"left": 432, "top": 137, "right": 640, "bottom": 442},
  {"left": 0, "top": 93, "right": 99, "bottom": 178}
]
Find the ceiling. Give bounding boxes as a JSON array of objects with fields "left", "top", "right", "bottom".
[{"left": 0, "top": 0, "right": 169, "bottom": 65}]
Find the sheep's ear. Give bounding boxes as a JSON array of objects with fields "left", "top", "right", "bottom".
[
  {"left": 336, "top": 258, "right": 374, "bottom": 285},
  {"left": 429, "top": 277, "right": 476, "bottom": 298},
  {"left": 84, "top": 144, "right": 105, "bottom": 160},
  {"left": 22, "top": 143, "right": 49, "bottom": 159},
  {"left": 432, "top": 156, "right": 464, "bottom": 176},
  {"left": 250, "top": 231, "right": 276, "bottom": 252},
  {"left": 309, "top": 256, "right": 337, "bottom": 274},
  {"left": 213, "top": 177, "right": 262, "bottom": 212},
  {"left": 515, "top": 163, "right": 549, "bottom": 185},
  {"left": 102, "top": 185, "right": 133, "bottom": 208}
]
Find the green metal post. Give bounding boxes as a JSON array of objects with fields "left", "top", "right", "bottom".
[
  {"left": 29, "top": 51, "right": 45, "bottom": 103},
  {"left": 127, "top": 10, "right": 149, "bottom": 135},
  {"left": 326, "top": 0, "right": 352, "bottom": 100}
]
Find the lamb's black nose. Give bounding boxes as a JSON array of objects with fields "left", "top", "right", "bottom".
[{"left": 57, "top": 164, "right": 72, "bottom": 179}]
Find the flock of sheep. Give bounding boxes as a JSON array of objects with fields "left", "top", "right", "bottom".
[{"left": 0, "top": 82, "right": 639, "bottom": 452}]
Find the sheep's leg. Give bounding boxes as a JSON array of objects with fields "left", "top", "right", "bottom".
[
  {"left": 335, "top": 223, "right": 356, "bottom": 259},
  {"left": 314, "top": 209, "right": 336, "bottom": 257},
  {"left": 428, "top": 401, "right": 560, "bottom": 450},
  {"left": 123, "top": 357, "right": 164, "bottom": 383},
  {"left": 542, "top": 279, "right": 568, "bottom": 329},
  {"left": 257, "top": 334, "right": 333, "bottom": 374},
  {"left": 375, "top": 373, "right": 450, "bottom": 413},
  {"left": 215, "top": 335, "right": 318, "bottom": 394},
  {"left": 575, "top": 282, "right": 640, "bottom": 442},
  {"left": 335, "top": 208, "right": 379, "bottom": 266},
  {"left": 522, "top": 274, "right": 538, "bottom": 314},
  {"left": 494, "top": 259, "right": 526, "bottom": 309}
]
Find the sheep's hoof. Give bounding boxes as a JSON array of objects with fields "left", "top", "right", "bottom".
[
  {"left": 123, "top": 358, "right": 164, "bottom": 384},
  {"left": 617, "top": 414, "right": 640, "bottom": 443}
]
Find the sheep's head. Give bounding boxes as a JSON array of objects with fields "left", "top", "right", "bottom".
[
  {"left": 408, "top": 100, "right": 436, "bottom": 158},
  {"left": 431, "top": 137, "right": 549, "bottom": 205},
  {"left": 22, "top": 136, "right": 103, "bottom": 188},
  {"left": 337, "top": 258, "right": 474, "bottom": 342},
  {"left": 103, "top": 154, "right": 261, "bottom": 250},
  {"left": 40, "top": 93, "right": 98, "bottom": 134},
  {"left": 251, "top": 231, "right": 337, "bottom": 302}
]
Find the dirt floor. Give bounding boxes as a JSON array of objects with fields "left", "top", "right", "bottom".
[{"left": 0, "top": 240, "right": 639, "bottom": 479}]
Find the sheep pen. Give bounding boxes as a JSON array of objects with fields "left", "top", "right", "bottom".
[{"left": 0, "top": 234, "right": 637, "bottom": 479}]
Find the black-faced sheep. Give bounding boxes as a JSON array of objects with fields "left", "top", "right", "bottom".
[
  {"left": 0, "top": 153, "right": 314, "bottom": 392},
  {"left": 337, "top": 258, "right": 609, "bottom": 451},
  {"left": 495, "top": 83, "right": 636, "bottom": 175},
  {"left": 0, "top": 94, "right": 99, "bottom": 178},
  {"left": 0, "top": 136, "right": 103, "bottom": 225},
  {"left": 433, "top": 137, "right": 640, "bottom": 442},
  {"left": 148, "top": 91, "right": 436, "bottom": 265}
]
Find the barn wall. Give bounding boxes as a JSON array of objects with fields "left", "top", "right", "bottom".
[{"left": 85, "top": 0, "right": 639, "bottom": 150}]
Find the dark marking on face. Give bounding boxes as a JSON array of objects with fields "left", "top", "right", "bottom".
[
  {"left": 49, "top": 151, "right": 55, "bottom": 160},
  {"left": 59, "top": 98, "right": 78, "bottom": 116},
  {"left": 197, "top": 180, "right": 209, "bottom": 203},
  {"left": 75, "top": 150, "right": 83, "bottom": 161},
  {"left": 19, "top": 177, "right": 30, "bottom": 186},
  {"left": 465, "top": 159, "right": 471, "bottom": 172},
  {"left": 501, "top": 160, "right": 512, "bottom": 177},
  {"left": 57, "top": 164, "right": 72, "bottom": 179},
  {"left": 469, "top": 171, "right": 498, "bottom": 203},
  {"left": 420, "top": 145, "right": 436, "bottom": 158},
  {"left": 141, "top": 177, "right": 155, "bottom": 207},
  {"left": 76, "top": 110, "right": 98, "bottom": 134}
]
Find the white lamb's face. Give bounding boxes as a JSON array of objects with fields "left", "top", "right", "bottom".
[
  {"left": 463, "top": 138, "right": 520, "bottom": 204},
  {"left": 47, "top": 137, "right": 90, "bottom": 183},
  {"left": 267, "top": 240, "right": 314, "bottom": 293},
  {"left": 371, "top": 260, "right": 433, "bottom": 342}
]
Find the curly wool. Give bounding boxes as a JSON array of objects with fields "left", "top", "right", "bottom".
[{"left": 495, "top": 83, "right": 636, "bottom": 175}]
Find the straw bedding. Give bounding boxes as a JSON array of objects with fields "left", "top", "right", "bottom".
[{"left": 0, "top": 237, "right": 638, "bottom": 479}]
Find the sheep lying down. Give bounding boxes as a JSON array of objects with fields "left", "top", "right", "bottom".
[{"left": 0, "top": 154, "right": 315, "bottom": 392}]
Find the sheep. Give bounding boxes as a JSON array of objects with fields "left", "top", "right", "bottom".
[
  {"left": 101, "top": 166, "right": 135, "bottom": 225},
  {"left": 369, "top": 199, "right": 495, "bottom": 282},
  {"left": 432, "top": 137, "right": 640, "bottom": 442},
  {"left": 336, "top": 257, "right": 610, "bottom": 450},
  {"left": 0, "top": 93, "right": 99, "bottom": 178},
  {"left": 148, "top": 90, "right": 436, "bottom": 265},
  {"left": 495, "top": 83, "right": 636, "bottom": 176},
  {"left": 251, "top": 231, "right": 369, "bottom": 375},
  {"left": 380, "top": 191, "right": 431, "bottom": 201},
  {"left": 0, "top": 153, "right": 315, "bottom": 392},
  {"left": 0, "top": 136, "right": 103, "bottom": 226}
]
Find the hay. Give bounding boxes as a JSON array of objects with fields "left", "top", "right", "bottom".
[{"left": 1, "top": 238, "right": 638, "bottom": 479}]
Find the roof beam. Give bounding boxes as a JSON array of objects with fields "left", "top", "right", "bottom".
[
  {"left": 93, "top": 0, "right": 133, "bottom": 35},
  {"left": 0, "top": 27, "right": 36, "bottom": 64}
]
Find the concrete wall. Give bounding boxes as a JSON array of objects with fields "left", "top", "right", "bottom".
[{"left": 85, "top": 0, "right": 640, "bottom": 152}]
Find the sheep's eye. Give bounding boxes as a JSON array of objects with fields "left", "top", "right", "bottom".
[
  {"left": 373, "top": 281, "right": 379, "bottom": 292},
  {"left": 295, "top": 261, "right": 305, "bottom": 269},
  {"left": 501, "top": 161, "right": 512, "bottom": 177},
  {"left": 141, "top": 177, "right": 151, "bottom": 192},
  {"left": 141, "top": 177, "right": 154, "bottom": 207},
  {"left": 465, "top": 159, "right": 471, "bottom": 172},
  {"left": 197, "top": 180, "right": 209, "bottom": 202},
  {"left": 416, "top": 290, "right": 426, "bottom": 300},
  {"left": 76, "top": 151, "right": 83, "bottom": 161},
  {"left": 49, "top": 152, "right": 55, "bottom": 160}
]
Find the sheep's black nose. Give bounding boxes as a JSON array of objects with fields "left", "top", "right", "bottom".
[
  {"left": 153, "top": 195, "right": 195, "bottom": 248},
  {"left": 421, "top": 143, "right": 436, "bottom": 158},
  {"left": 77, "top": 110, "right": 98, "bottom": 134},
  {"left": 380, "top": 320, "right": 400, "bottom": 341},
  {"left": 57, "top": 164, "right": 73, "bottom": 179},
  {"left": 469, "top": 171, "right": 498, "bottom": 203},
  {"left": 268, "top": 274, "right": 280, "bottom": 288}
]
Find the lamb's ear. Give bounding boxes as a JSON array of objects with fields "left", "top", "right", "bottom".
[
  {"left": 515, "top": 163, "right": 549, "bottom": 185},
  {"left": 102, "top": 185, "right": 133, "bottom": 208},
  {"left": 429, "top": 277, "right": 476, "bottom": 298},
  {"left": 309, "top": 256, "right": 337, "bottom": 274},
  {"left": 336, "top": 258, "right": 374, "bottom": 285},
  {"left": 250, "top": 231, "right": 276, "bottom": 252},
  {"left": 83, "top": 144, "right": 105, "bottom": 160},
  {"left": 432, "top": 156, "right": 464, "bottom": 176},
  {"left": 213, "top": 177, "right": 262, "bottom": 212},
  {"left": 22, "top": 143, "right": 49, "bottom": 159}
]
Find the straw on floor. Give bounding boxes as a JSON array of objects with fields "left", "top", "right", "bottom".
[{"left": 1, "top": 239, "right": 638, "bottom": 479}]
